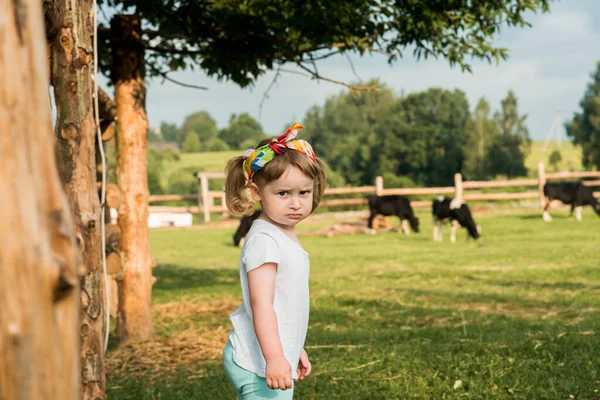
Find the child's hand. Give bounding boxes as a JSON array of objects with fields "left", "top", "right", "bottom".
[
  {"left": 296, "top": 348, "right": 312, "bottom": 380},
  {"left": 266, "top": 357, "right": 293, "bottom": 390}
]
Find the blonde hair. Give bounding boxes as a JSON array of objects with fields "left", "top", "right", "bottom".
[{"left": 225, "top": 137, "right": 327, "bottom": 216}]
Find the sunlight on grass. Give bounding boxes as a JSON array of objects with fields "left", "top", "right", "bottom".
[{"left": 107, "top": 207, "right": 600, "bottom": 399}]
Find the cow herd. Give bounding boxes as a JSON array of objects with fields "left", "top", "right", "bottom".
[{"left": 232, "top": 181, "right": 599, "bottom": 246}]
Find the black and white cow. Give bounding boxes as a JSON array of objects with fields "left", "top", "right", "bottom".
[
  {"left": 366, "top": 195, "right": 419, "bottom": 234},
  {"left": 233, "top": 210, "right": 261, "bottom": 247},
  {"left": 543, "top": 182, "right": 600, "bottom": 222},
  {"left": 432, "top": 197, "right": 480, "bottom": 242}
]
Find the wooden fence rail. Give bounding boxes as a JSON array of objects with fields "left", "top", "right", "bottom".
[{"left": 147, "top": 163, "right": 600, "bottom": 222}]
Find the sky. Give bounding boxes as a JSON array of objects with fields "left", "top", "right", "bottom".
[{"left": 98, "top": 0, "right": 600, "bottom": 141}]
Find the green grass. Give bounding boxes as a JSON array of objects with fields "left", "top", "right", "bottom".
[
  {"left": 525, "top": 141, "right": 583, "bottom": 175},
  {"left": 164, "top": 151, "right": 239, "bottom": 177},
  {"left": 106, "top": 207, "right": 600, "bottom": 399}
]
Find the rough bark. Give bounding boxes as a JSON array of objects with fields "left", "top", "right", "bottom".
[
  {"left": 49, "top": 0, "right": 106, "bottom": 397},
  {"left": 43, "top": 0, "right": 62, "bottom": 39},
  {"left": 111, "top": 14, "right": 154, "bottom": 343},
  {"left": 97, "top": 85, "right": 117, "bottom": 133},
  {"left": 0, "top": 0, "right": 80, "bottom": 398}
]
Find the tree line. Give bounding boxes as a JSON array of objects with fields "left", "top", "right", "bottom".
[
  {"left": 150, "top": 112, "right": 267, "bottom": 153},
  {"left": 295, "top": 82, "right": 531, "bottom": 188}
]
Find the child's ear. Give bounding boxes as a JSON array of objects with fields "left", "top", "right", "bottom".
[{"left": 249, "top": 182, "right": 262, "bottom": 202}]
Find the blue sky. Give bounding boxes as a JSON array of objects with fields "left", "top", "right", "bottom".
[{"left": 99, "top": 0, "right": 600, "bottom": 140}]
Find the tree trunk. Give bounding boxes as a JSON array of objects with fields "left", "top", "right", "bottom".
[
  {"left": 0, "top": 0, "right": 80, "bottom": 398},
  {"left": 111, "top": 14, "right": 154, "bottom": 343},
  {"left": 49, "top": 0, "right": 106, "bottom": 397}
]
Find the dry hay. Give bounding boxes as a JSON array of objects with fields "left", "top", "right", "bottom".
[
  {"left": 300, "top": 216, "right": 397, "bottom": 238},
  {"left": 154, "top": 299, "right": 238, "bottom": 322},
  {"left": 106, "top": 299, "right": 238, "bottom": 381}
]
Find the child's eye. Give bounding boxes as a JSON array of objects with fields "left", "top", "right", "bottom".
[
  {"left": 278, "top": 191, "right": 288, "bottom": 197},
  {"left": 300, "top": 191, "right": 312, "bottom": 196}
]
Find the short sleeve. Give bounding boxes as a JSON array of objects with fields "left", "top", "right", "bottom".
[{"left": 242, "top": 233, "right": 281, "bottom": 273}]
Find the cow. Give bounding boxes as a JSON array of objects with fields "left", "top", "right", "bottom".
[
  {"left": 233, "top": 210, "right": 261, "bottom": 247},
  {"left": 432, "top": 197, "right": 480, "bottom": 243},
  {"left": 366, "top": 195, "right": 419, "bottom": 234},
  {"left": 542, "top": 182, "right": 600, "bottom": 222}
]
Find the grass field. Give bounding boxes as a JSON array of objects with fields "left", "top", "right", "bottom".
[
  {"left": 163, "top": 141, "right": 584, "bottom": 182},
  {"left": 106, "top": 206, "right": 600, "bottom": 399},
  {"left": 525, "top": 141, "right": 583, "bottom": 175}
]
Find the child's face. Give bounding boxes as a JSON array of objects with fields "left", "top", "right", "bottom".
[{"left": 250, "top": 166, "right": 314, "bottom": 230}]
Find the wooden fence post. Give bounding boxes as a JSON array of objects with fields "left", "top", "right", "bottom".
[
  {"left": 376, "top": 176, "right": 384, "bottom": 196},
  {"left": 537, "top": 162, "right": 546, "bottom": 209},
  {"left": 200, "top": 174, "right": 210, "bottom": 222},
  {"left": 197, "top": 174, "right": 202, "bottom": 211},
  {"left": 454, "top": 173, "right": 463, "bottom": 201},
  {"left": 221, "top": 190, "right": 229, "bottom": 219}
]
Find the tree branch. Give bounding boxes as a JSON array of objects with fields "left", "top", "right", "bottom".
[
  {"left": 258, "top": 67, "right": 282, "bottom": 122},
  {"left": 141, "top": 29, "right": 190, "bottom": 41},
  {"left": 345, "top": 53, "right": 362, "bottom": 83},
  {"left": 146, "top": 62, "right": 208, "bottom": 90},
  {"left": 145, "top": 45, "right": 203, "bottom": 56},
  {"left": 295, "top": 62, "right": 379, "bottom": 93}
]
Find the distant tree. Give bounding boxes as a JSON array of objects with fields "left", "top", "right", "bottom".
[
  {"left": 205, "top": 137, "right": 231, "bottom": 152},
  {"left": 390, "top": 88, "right": 471, "bottom": 186},
  {"left": 301, "top": 80, "right": 396, "bottom": 186},
  {"left": 548, "top": 149, "right": 562, "bottom": 172},
  {"left": 302, "top": 84, "right": 471, "bottom": 186},
  {"left": 161, "top": 148, "right": 181, "bottom": 162},
  {"left": 219, "top": 113, "right": 265, "bottom": 149},
  {"left": 566, "top": 62, "right": 600, "bottom": 169},
  {"left": 182, "top": 132, "right": 202, "bottom": 153},
  {"left": 147, "top": 149, "right": 166, "bottom": 194},
  {"left": 147, "top": 128, "right": 162, "bottom": 142},
  {"left": 180, "top": 111, "right": 219, "bottom": 145},
  {"left": 487, "top": 91, "right": 530, "bottom": 178},
  {"left": 160, "top": 122, "right": 180, "bottom": 143},
  {"left": 167, "top": 167, "right": 198, "bottom": 195},
  {"left": 486, "top": 135, "right": 528, "bottom": 178},
  {"left": 463, "top": 98, "right": 498, "bottom": 179}
]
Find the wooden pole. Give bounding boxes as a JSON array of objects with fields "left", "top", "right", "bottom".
[
  {"left": 375, "top": 176, "right": 384, "bottom": 196},
  {"left": 1, "top": 0, "right": 80, "bottom": 396},
  {"left": 201, "top": 175, "right": 210, "bottom": 222},
  {"left": 112, "top": 14, "right": 154, "bottom": 343},
  {"left": 196, "top": 174, "right": 204, "bottom": 219},
  {"left": 50, "top": 0, "right": 107, "bottom": 395},
  {"left": 454, "top": 173, "right": 463, "bottom": 201},
  {"left": 537, "top": 161, "right": 546, "bottom": 209},
  {"left": 221, "top": 191, "right": 229, "bottom": 219}
]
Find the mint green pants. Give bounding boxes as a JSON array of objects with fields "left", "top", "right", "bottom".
[{"left": 223, "top": 339, "right": 294, "bottom": 399}]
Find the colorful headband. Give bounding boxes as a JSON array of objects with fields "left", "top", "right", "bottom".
[{"left": 242, "top": 123, "right": 316, "bottom": 182}]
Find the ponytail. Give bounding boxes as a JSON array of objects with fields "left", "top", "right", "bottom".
[{"left": 225, "top": 156, "right": 256, "bottom": 216}]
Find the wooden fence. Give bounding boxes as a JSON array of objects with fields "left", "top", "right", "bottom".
[{"left": 148, "top": 162, "right": 600, "bottom": 222}]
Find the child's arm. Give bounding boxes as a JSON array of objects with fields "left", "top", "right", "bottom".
[{"left": 248, "top": 263, "right": 292, "bottom": 390}]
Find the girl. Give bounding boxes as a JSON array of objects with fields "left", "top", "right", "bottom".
[{"left": 222, "top": 123, "right": 326, "bottom": 399}]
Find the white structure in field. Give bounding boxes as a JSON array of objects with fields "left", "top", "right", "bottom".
[
  {"left": 110, "top": 208, "right": 193, "bottom": 228},
  {"left": 148, "top": 212, "right": 193, "bottom": 228}
]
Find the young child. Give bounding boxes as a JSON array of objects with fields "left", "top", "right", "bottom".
[{"left": 222, "top": 123, "right": 326, "bottom": 399}]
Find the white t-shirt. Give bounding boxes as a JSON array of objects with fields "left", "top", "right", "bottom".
[{"left": 228, "top": 219, "right": 310, "bottom": 379}]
